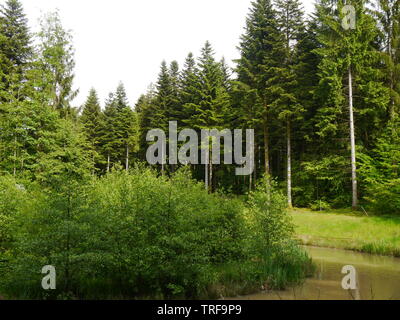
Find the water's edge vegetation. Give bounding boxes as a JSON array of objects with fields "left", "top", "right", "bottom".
[
  {"left": 292, "top": 209, "right": 400, "bottom": 257},
  {"left": 0, "top": 168, "right": 314, "bottom": 300}
]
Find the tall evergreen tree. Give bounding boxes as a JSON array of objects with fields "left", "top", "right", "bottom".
[
  {"left": 0, "top": 0, "right": 31, "bottom": 95},
  {"left": 98, "top": 84, "right": 138, "bottom": 172},
  {"left": 274, "top": 0, "right": 305, "bottom": 207},
  {"left": 235, "top": 0, "right": 285, "bottom": 178},
  {"left": 315, "top": 0, "right": 390, "bottom": 209},
  {"left": 376, "top": 0, "right": 400, "bottom": 120},
  {"left": 179, "top": 53, "right": 199, "bottom": 124},
  {"left": 80, "top": 88, "right": 102, "bottom": 174}
]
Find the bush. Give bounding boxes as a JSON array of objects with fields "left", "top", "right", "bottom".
[
  {"left": 0, "top": 169, "right": 313, "bottom": 299},
  {"left": 246, "top": 177, "right": 294, "bottom": 249},
  {"left": 364, "top": 179, "right": 400, "bottom": 215},
  {"left": 0, "top": 175, "right": 31, "bottom": 255},
  {"left": 310, "top": 200, "right": 332, "bottom": 211}
]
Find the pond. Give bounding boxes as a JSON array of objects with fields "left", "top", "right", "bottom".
[{"left": 233, "top": 246, "right": 400, "bottom": 300}]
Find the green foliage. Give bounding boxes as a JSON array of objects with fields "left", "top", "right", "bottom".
[
  {"left": 247, "top": 177, "right": 294, "bottom": 249},
  {"left": 359, "top": 119, "right": 400, "bottom": 215},
  {"left": 97, "top": 83, "right": 139, "bottom": 172},
  {"left": 0, "top": 168, "right": 311, "bottom": 299},
  {"left": 0, "top": 0, "right": 32, "bottom": 92},
  {"left": 0, "top": 175, "right": 29, "bottom": 254},
  {"left": 36, "top": 10, "right": 78, "bottom": 116},
  {"left": 2, "top": 0, "right": 400, "bottom": 300},
  {"left": 310, "top": 200, "right": 332, "bottom": 211}
]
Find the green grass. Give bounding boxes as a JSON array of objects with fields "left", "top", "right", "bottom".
[{"left": 291, "top": 208, "right": 400, "bottom": 257}]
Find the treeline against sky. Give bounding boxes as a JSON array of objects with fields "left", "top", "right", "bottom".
[{"left": 0, "top": 0, "right": 399, "bottom": 213}]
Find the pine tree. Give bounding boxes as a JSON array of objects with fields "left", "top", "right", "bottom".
[
  {"left": 114, "top": 83, "right": 138, "bottom": 171},
  {"left": 272, "top": 0, "right": 305, "bottom": 207},
  {"left": 0, "top": 0, "right": 32, "bottom": 175},
  {"left": 0, "top": 0, "right": 31, "bottom": 95},
  {"left": 235, "top": 0, "right": 285, "bottom": 178},
  {"left": 179, "top": 53, "right": 199, "bottom": 124},
  {"left": 100, "top": 93, "right": 118, "bottom": 172},
  {"left": 136, "top": 87, "right": 157, "bottom": 161},
  {"left": 98, "top": 84, "right": 138, "bottom": 172},
  {"left": 80, "top": 88, "right": 102, "bottom": 174},
  {"left": 376, "top": 0, "right": 400, "bottom": 120},
  {"left": 315, "top": 0, "right": 390, "bottom": 209},
  {"left": 183, "top": 42, "right": 230, "bottom": 191},
  {"left": 168, "top": 60, "right": 181, "bottom": 121}
]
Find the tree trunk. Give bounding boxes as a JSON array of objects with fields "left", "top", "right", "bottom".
[
  {"left": 348, "top": 67, "right": 358, "bottom": 209},
  {"left": 249, "top": 139, "right": 255, "bottom": 192},
  {"left": 205, "top": 148, "right": 209, "bottom": 191},
  {"left": 263, "top": 111, "right": 272, "bottom": 205},
  {"left": 107, "top": 154, "right": 110, "bottom": 173},
  {"left": 287, "top": 119, "right": 293, "bottom": 208},
  {"left": 210, "top": 152, "right": 213, "bottom": 193},
  {"left": 263, "top": 116, "right": 270, "bottom": 176},
  {"left": 13, "top": 136, "right": 17, "bottom": 177},
  {"left": 125, "top": 145, "right": 129, "bottom": 171},
  {"left": 388, "top": 31, "right": 396, "bottom": 120},
  {"left": 161, "top": 143, "right": 165, "bottom": 176},
  {"left": 92, "top": 153, "right": 95, "bottom": 176}
]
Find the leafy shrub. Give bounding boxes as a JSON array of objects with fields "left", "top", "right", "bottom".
[
  {"left": 0, "top": 169, "right": 312, "bottom": 299},
  {"left": 364, "top": 180, "right": 400, "bottom": 215},
  {"left": 358, "top": 122, "right": 400, "bottom": 215},
  {"left": 310, "top": 200, "right": 332, "bottom": 211},
  {"left": 0, "top": 175, "right": 31, "bottom": 254},
  {"left": 246, "top": 177, "right": 294, "bottom": 249}
]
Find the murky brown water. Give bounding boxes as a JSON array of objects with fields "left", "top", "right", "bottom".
[{"left": 233, "top": 246, "right": 400, "bottom": 300}]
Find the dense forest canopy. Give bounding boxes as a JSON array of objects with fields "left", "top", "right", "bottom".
[{"left": 0, "top": 0, "right": 399, "bottom": 214}]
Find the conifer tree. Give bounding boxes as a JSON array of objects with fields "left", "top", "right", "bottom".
[
  {"left": 81, "top": 88, "right": 102, "bottom": 174},
  {"left": 235, "top": 0, "right": 285, "bottom": 178},
  {"left": 0, "top": 0, "right": 32, "bottom": 175},
  {"left": 186, "top": 42, "right": 229, "bottom": 191},
  {"left": 98, "top": 84, "right": 138, "bottom": 172},
  {"left": 274, "top": 0, "right": 305, "bottom": 207},
  {"left": 100, "top": 93, "right": 118, "bottom": 172},
  {"left": 0, "top": 0, "right": 31, "bottom": 95},
  {"left": 376, "top": 0, "right": 400, "bottom": 120},
  {"left": 315, "top": 0, "right": 390, "bottom": 209},
  {"left": 179, "top": 53, "right": 199, "bottom": 124}
]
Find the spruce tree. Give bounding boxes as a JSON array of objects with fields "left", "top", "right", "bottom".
[
  {"left": 0, "top": 0, "right": 31, "bottom": 94},
  {"left": 184, "top": 42, "right": 230, "bottom": 191},
  {"left": 315, "top": 0, "right": 390, "bottom": 209},
  {"left": 273, "top": 0, "right": 305, "bottom": 207},
  {"left": 180, "top": 53, "right": 199, "bottom": 124},
  {"left": 235, "top": 0, "right": 285, "bottom": 177},
  {"left": 100, "top": 93, "right": 118, "bottom": 172},
  {"left": 81, "top": 88, "right": 102, "bottom": 174},
  {"left": 98, "top": 84, "right": 138, "bottom": 172},
  {"left": 376, "top": 0, "right": 400, "bottom": 120}
]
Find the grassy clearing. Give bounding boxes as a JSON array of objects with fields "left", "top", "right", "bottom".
[{"left": 291, "top": 208, "right": 400, "bottom": 257}]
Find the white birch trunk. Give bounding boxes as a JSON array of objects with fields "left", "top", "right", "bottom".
[
  {"left": 205, "top": 146, "right": 209, "bottom": 191},
  {"left": 287, "top": 119, "right": 292, "bottom": 208},
  {"left": 125, "top": 145, "right": 129, "bottom": 172},
  {"left": 349, "top": 67, "right": 358, "bottom": 209}
]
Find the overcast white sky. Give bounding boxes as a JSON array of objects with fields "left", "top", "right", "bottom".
[{"left": 17, "top": 0, "right": 315, "bottom": 108}]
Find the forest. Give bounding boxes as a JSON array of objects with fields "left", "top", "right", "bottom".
[{"left": 0, "top": 0, "right": 399, "bottom": 299}]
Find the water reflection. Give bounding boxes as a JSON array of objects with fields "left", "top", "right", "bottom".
[{"left": 232, "top": 246, "right": 400, "bottom": 300}]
